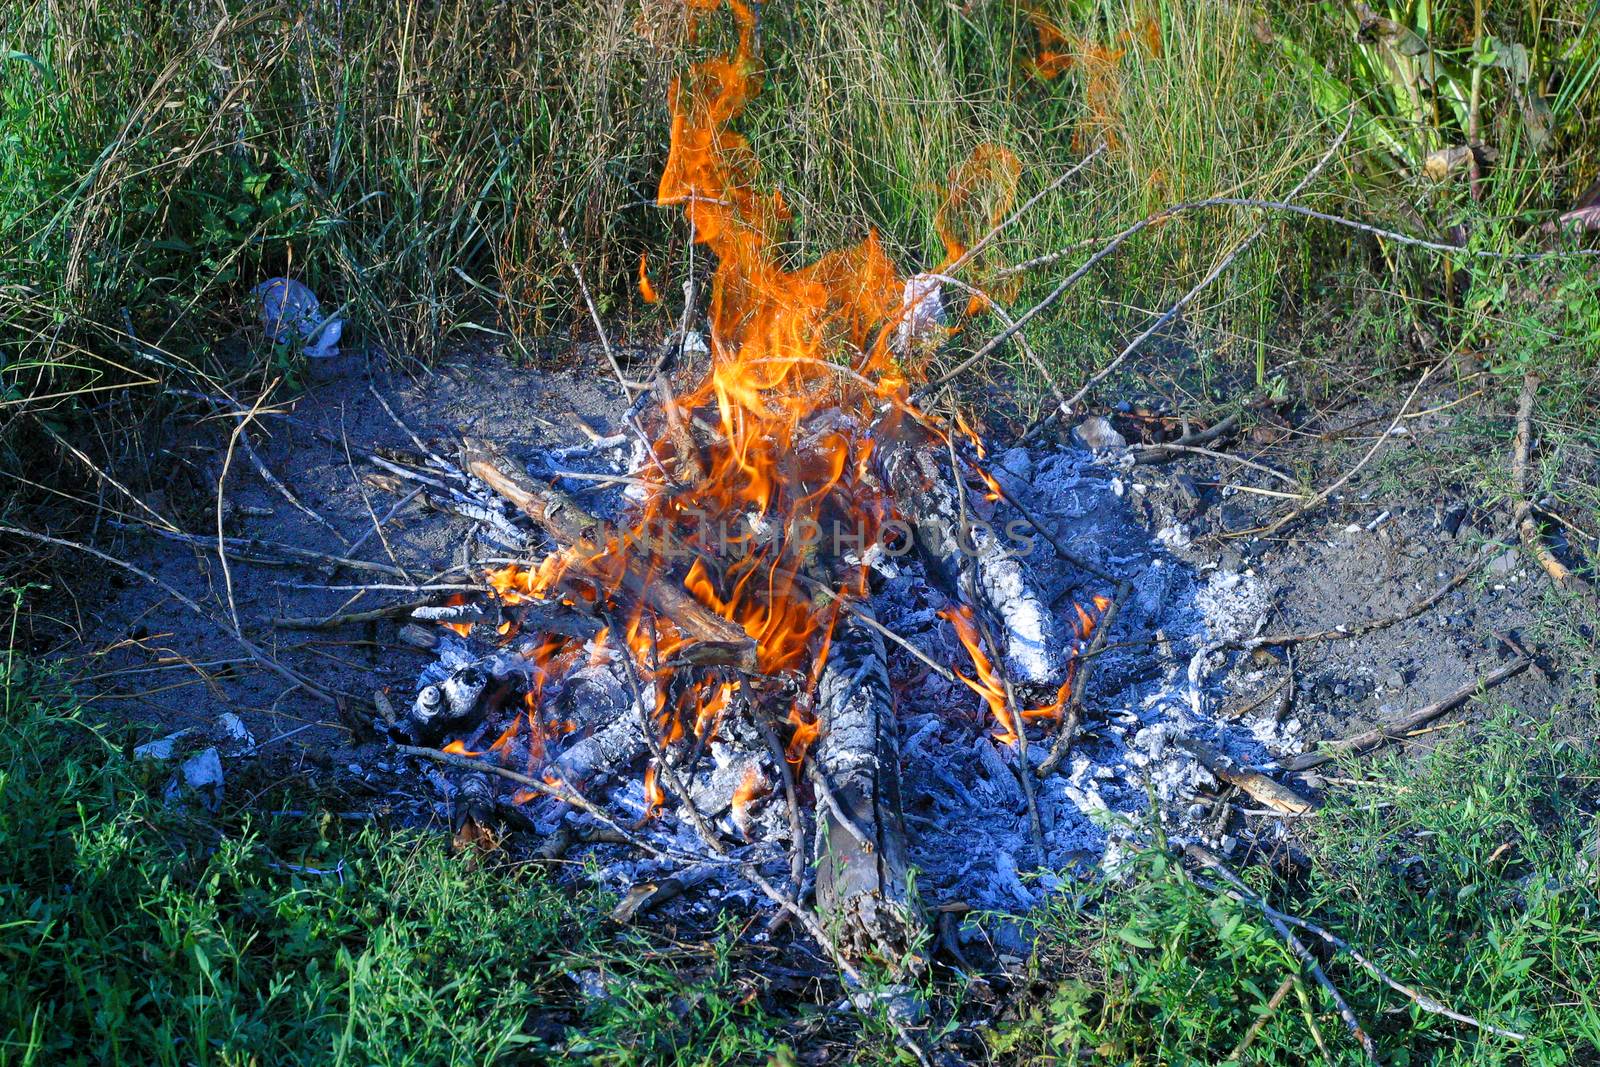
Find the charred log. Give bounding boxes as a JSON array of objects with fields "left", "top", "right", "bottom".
[
  {"left": 810, "top": 605, "right": 922, "bottom": 967},
  {"left": 462, "top": 440, "right": 757, "bottom": 670},
  {"left": 870, "top": 412, "right": 1069, "bottom": 695}
]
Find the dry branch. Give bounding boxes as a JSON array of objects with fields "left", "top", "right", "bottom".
[
  {"left": 1512, "top": 373, "right": 1599, "bottom": 609},
  {"left": 462, "top": 439, "right": 757, "bottom": 670},
  {"left": 1174, "top": 735, "right": 1315, "bottom": 816},
  {"left": 1038, "top": 579, "right": 1130, "bottom": 779},
  {"left": 1281, "top": 656, "right": 1531, "bottom": 772}
]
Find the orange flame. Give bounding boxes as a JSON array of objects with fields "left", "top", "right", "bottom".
[
  {"left": 464, "top": 0, "right": 1080, "bottom": 802},
  {"left": 638, "top": 252, "right": 660, "bottom": 303},
  {"left": 730, "top": 765, "right": 768, "bottom": 841},
  {"left": 941, "top": 601, "right": 1105, "bottom": 743},
  {"left": 643, "top": 763, "right": 666, "bottom": 818}
]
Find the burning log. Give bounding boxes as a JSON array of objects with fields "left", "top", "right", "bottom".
[
  {"left": 462, "top": 439, "right": 757, "bottom": 670},
  {"left": 871, "top": 411, "right": 1069, "bottom": 694},
  {"left": 810, "top": 605, "right": 922, "bottom": 966}
]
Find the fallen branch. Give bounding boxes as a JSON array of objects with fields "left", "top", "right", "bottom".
[
  {"left": 1185, "top": 844, "right": 1382, "bottom": 1065},
  {"left": 1188, "top": 845, "right": 1526, "bottom": 1043},
  {"left": 1281, "top": 656, "right": 1531, "bottom": 772},
  {"left": 1174, "top": 735, "right": 1316, "bottom": 816},
  {"left": 396, "top": 743, "right": 671, "bottom": 860},
  {"left": 1233, "top": 548, "right": 1493, "bottom": 650},
  {"left": 271, "top": 597, "right": 433, "bottom": 631},
  {"left": 1511, "top": 373, "right": 1599, "bottom": 610},
  {"left": 978, "top": 118, "right": 1350, "bottom": 432},
  {"left": 1, "top": 524, "right": 335, "bottom": 704}
]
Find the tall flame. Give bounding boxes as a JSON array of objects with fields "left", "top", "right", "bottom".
[{"left": 441, "top": 0, "right": 1106, "bottom": 801}]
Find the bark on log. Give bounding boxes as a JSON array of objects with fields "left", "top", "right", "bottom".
[
  {"left": 811, "top": 604, "right": 922, "bottom": 967},
  {"left": 462, "top": 439, "right": 757, "bottom": 670},
  {"left": 870, "top": 413, "right": 1069, "bottom": 692}
]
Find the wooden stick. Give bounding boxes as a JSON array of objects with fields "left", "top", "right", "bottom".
[
  {"left": 1038, "top": 580, "right": 1129, "bottom": 779},
  {"left": 1, "top": 524, "right": 335, "bottom": 704},
  {"left": 1511, "top": 373, "right": 1599, "bottom": 609},
  {"left": 130, "top": 524, "right": 410, "bottom": 577},
  {"left": 944, "top": 142, "right": 1106, "bottom": 278},
  {"left": 942, "top": 424, "right": 1044, "bottom": 858},
  {"left": 1235, "top": 548, "right": 1493, "bottom": 650},
  {"left": 1281, "top": 656, "right": 1531, "bottom": 772},
  {"left": 739, "top": 863, "right": 935, "bottom": 1067},
  {"left": 1226, "top": 976, "right": 1295, "bottom": 1063},
  {"left": 931, "top": 116, "right": 1350, "bottom": 415},
  {"left": 1130, "top": 412, "right": 1240, "bottom": 463},
  {"left": 805, "top": 762, "right": 875, "bottom": 854},
  {"left": 1190, "top": 846, "right": 1526, "bottom": 1043},
  {"left": 1244, "top": 358, "right": 1442, "bottom": 538},
  {"left": 462, "top": 439, "right": 757, "bottom": 669},
  {"left": 561, "top": 228, "right": 646, "bottom": 398},
  {"left": 1173, "top": 735, "right": 1316, "bottom": 815},
  {"left": 761, "top": 719, "right": 807, "bottom": 890},
  {"left": 271, "top": 597, "right": 434, "bottom": 631}
]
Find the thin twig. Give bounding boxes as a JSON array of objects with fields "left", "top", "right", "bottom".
[
  {"left": 1189, "top": 845, "right": 1525, "bottom": 1042},
  {"left": 1140, "top": 444, "right": 1300, "bottom": 487},
  {"left": 944, "top": 142, "right": 1106, "bottom": 278},
  {"left": 761, "top": 719, "right": 807, "bottom": 890},
  {"left": 1281, "top": 655, "right": 1531, "bottom": 771},
  {"left": 1235, "top": 546, "right": 1494, "bottom": 650},
  {"left": 1512, "top": 373, "right": 1599, "bottom": 608},
  {"left": 1, "top": 524, "right": 334, "bottom": 703},
  {"left": 998, "top": 195, "right": 1600, "bottom": 285},
  {"left": 1038, "top": 580, "right": 1129, "bottom": 779},
  {"left": 921, "top": 114, "right": 1350, "bottom": 406},
  {"left": 133, "top": 525, "right": 409, "bottom": 577},
  {"left": 805, "top": 763, "right": 875, "bottom": 854},
  {"left": 1186, "top": 845, "right": 1383, "bottom": 1064},
  {"left": 561, "top": 228, "right": 646, "bottom": 398},
  {"left": 1244, "top": 359, "right": 1442, "bottom": 538},
  {"left": 271, "top": 597, "right": 434, "bottom": 631},
  {"left": 237, "top": 431, "right": 349, "bottom": 544},
  {"left": 1130, "top": 412, "right": 1241, "bottom": 463}
]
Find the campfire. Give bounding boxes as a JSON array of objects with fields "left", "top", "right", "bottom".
[{"left": 378, "top": 0, "right": 1257, "bottom": 967}]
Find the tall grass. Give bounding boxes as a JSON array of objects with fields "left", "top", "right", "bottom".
[{"left": 0, "top": 0, "right": 1595, "bottom": 500}]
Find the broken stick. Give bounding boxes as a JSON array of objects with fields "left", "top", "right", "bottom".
[
  {"left": 1281, "top": 656, "right": 1531, "bottom": 772},
  {"left": 462, "top": 439, "right": 757, "bottom": 670}
]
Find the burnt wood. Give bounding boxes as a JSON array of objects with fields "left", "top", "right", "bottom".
[
  {"left": 870, "top": 412, "right": 1070, "bottom": 694},
  {"left": 810, "top": 604, "right": 922, "bottom": 967},
  {"left": 462, "top": 439, "right": 757, "bottom": 670}
]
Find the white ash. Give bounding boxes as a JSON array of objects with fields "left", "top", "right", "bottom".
[{"left": 405, "top": 436, "right": 1293, "bottom": 918}]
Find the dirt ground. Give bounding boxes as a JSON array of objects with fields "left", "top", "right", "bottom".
[{"left": 35, "top": 345, "right": 1578, "bottom": 828}]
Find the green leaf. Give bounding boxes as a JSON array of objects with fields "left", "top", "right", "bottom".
[{"left": 1116, "top": 926, "right": 1156, "bottom": 950}]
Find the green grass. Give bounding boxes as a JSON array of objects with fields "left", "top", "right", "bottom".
[
  {"left": 5, "top": 644, "right": 1597, "bottom": 1064},
  {"left": 0, "top": 656, "right": 788, "bottom": 1065},
  {"left": 2, "top": 1, "right": 1596, "bottom": 467},
  {"left": 993, "top": 711, "right": 1600, "bottom": 1064}
]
